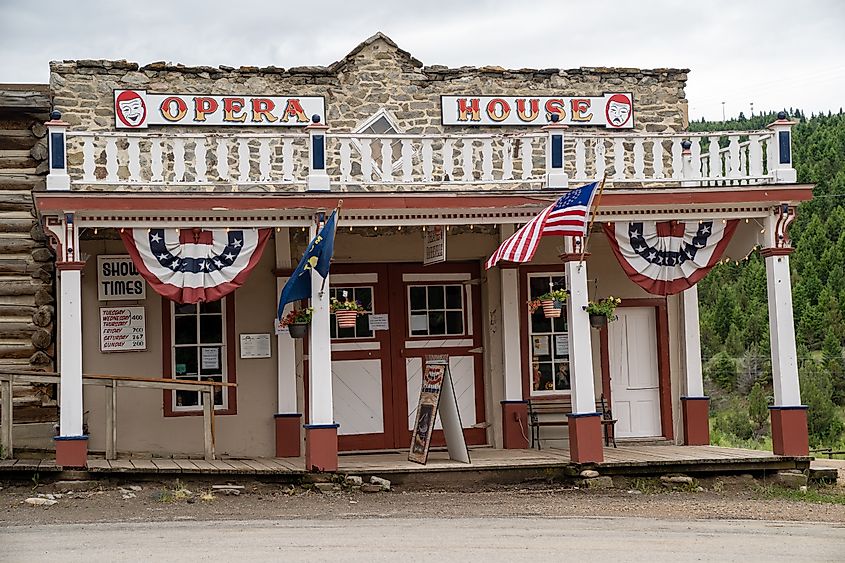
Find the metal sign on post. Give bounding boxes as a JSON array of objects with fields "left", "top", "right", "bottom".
[
  {"left": 408, "top": 355, "right": 471, "bottom": 465},
  {"left": 423, "top": 225, "right": 446, "bottom": 266}
]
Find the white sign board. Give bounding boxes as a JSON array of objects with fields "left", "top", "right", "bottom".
[
  {"left": 201, "top": 347, "right": 220, "bottom": 370},
  {"left": 555, "top": 334, "right": 570, "bottom": 357},
  {"left": 114, "top": 89, "right": 326, "bottom": 129},
  {"left": 97, "top": 255, "right": 146, "bottom": 301},
  {"left": 424, "top": 226, "right": 446, "bottom": 266},
  {"left": 240, "top": 333, "right": 272, "bottom": 359},
  {"left": 441, "top": 93, "right": 634, "bottom": 128},
  {"left": 368, "top": 314, "right": 389, "bottom": 331},
  {"left": 99, "top": 307, "right": 146, "bottom": 352}
]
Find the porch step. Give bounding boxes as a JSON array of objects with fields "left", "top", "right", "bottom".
[{"left": 808, "top": 466, "right": 839, "bottom": 483}]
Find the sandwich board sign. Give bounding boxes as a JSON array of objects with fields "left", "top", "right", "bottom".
[{"left": 408, "top": 355, "right": 471, "bottom": 465}]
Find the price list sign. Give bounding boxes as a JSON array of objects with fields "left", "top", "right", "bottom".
[{"left": 99, "top": 307, "right": 146, "bottom": 352}]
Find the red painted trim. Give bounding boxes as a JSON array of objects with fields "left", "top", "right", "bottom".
[
  {"left": 603, "top": 220, "right": 738, "bottom": 296},
  {"left": 759, "top": 247, "right": 794, "bottom": 258},
  {"left": 161, "top": 294, "right": 237, "bottom": 417},
  {"left": 599, "top": 326, "right": 611, "bottom": 404},
  {"left": 33, "top": 185, "right": 814, "bottom": 213},
  {"left": 56, "top": 261, "right": 86, "bottom": 271}
]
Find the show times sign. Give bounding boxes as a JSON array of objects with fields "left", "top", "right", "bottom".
[
  {"left": 441, "top": 93, "right": 634, "bottom": 128},
  {"left": 97, "top": 255, "right": 146, "bottom": 301},
  {"left": 114, "top": 89, "right": 325, "bottom": 129}
]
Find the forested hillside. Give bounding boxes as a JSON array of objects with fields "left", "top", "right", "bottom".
[{"left": 690, "top": 110, "right": 845, "bottom": 448}]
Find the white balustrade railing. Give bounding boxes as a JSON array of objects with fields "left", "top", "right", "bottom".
[{"left": 55, "top": 125, "right": 792, "bottom": 192}]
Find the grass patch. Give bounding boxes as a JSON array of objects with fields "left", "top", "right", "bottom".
[{"left": 757, "top": 485, "right": 845, "bottom": 505}]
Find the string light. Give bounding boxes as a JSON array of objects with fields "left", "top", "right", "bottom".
[
  {"left": 422, "top": 226, "right": 426, "bottom": 232},
  {"left": 93, "top": 228, "right": 98, "bottom": 235},
  {"left": 276, "top": 227, "right": 280, "bottom": 232},
  {"left": 349, "top": 226, "right": 353, "bottom": 232},
  {"left": 398, "top": 225, "right": 402, "bottom": 231},
  {"left": 120, "top": 228, "right": 124, "bottom": 233},
  {"left": 745, "top": 218, "right": 749, "bottom": 223},
  {"left": 374, "top": 226, "right": 378, "bottom": 231}
]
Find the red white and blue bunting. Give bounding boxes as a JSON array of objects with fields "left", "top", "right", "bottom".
[
  {"left": 603, "top": 220, "right": 738, "bottom": 296},
  {"left": 121, "top": 227, "right": 271, "bottom": 304}
]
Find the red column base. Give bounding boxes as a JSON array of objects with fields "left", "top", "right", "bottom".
[
  {"left": 274, "top": 414, "right": 302, "bottom": 458},
  {"left": 54, "top": 436, "right": 88, "bottom": 468},
  {"left": 304, "top": 424, "right": 339, "bottom": 472},
  {"left": 681, "top": 396, "right": 710, "bottom": 446},
  {"left": 501, "top": 401, "right": 529, "bottom": 449},
  {"left": 567, "top": 413, "right": 604, "bottom": 463},
  {"left": 770, "top": 406, "right": 809, "bottom": 456}
]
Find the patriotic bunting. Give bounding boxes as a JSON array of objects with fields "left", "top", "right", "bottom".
[
  {"left": 603, "top": 220, "right": 738, "bottom": 296},
  {"left": 121, "top": 227, "right": 271, "bottom": 304}
]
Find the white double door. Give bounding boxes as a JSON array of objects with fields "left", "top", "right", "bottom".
[{"left": 609, "top": 307, "right": 662, "bottom": 438}]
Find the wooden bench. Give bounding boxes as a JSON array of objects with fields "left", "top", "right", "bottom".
[{"left": 528, "top": 394, "right": 616, "bottom": 450}]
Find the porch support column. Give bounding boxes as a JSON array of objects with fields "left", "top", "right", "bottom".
[
  {"left": 498, "top": 226, "right": 528, "bottom": 448},
  {"left": 304, "top": 218, "right": 338, "bottom": 471},
  {"left": 562, "top": 240, "right": 602, "bottom": 463},
  {"left": 680, "top": 285, "right": 710, "bottom": 445},
  {"left": 762, "top": 205, "right": 808, "bottom": 456},
  {"left": 274, "top": 228, "right": 302, "bottom": 457},
  {"left": 56, "top": 261, "right": 88, "bottom": 467}
]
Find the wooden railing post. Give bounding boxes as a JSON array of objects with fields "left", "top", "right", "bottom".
[
  {"left": 46, "top": 110, "right": 71, "bottom": 191},
  {"left": 104, "top": 380, "right": 116, "bottom": 460},
  {"left": 1, "top": 376, "right": 13, "bottom": 459},
  {"left": 202, "top": 388, "right": 215, "bottom": 461},
  {"left": 767, "top": 111, "right": 798, "bottom": 183}
]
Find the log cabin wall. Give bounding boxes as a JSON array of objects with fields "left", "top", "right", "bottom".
[{"left": 0, "top": 84, "right": 58, "bottom": 433}]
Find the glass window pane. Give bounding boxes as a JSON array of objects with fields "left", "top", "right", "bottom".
[
  {"left": 174, "top": 316, "right": 197, "bottom": 344},
  {"left": 554, "top": 362, "right": 571, "bottom": 391},
  {"left": 553, "top": 315, "right": 568, "bottom": 333},
  {"left": 200, "top": 300, "right": 222, "bottom": 314},
  {"left": 174, "top": 303, "right": 196, "bottom": 315},
  {"left": 409, "top": 287, "right": 426, "bottom": 311},
  {"left": 429, "top": 311, "right": 445, "bottom": 335},
  {"left": 337, "top": 325, "right": 355, "bottom": 339},
  {"left": 355, "top": 314, "right": 373, "bottom": 337},
  {"left": 427, "top": 286, "right": 445, "bottom": 309},
  {"left": 355, "top": 287, "right": 373, "bottom": 312},
  {"left": 199, "top": 314, "right": 223, "bottom": 344},
  {"left": 445, "top": 285, "right": 462, "bottom": 309},
  {"left": 175, "top": 347, "right": 197, "bottom": 375},
  {"left": 529, "top": 277, "right": 549, "bottom": 300},
  {"left": 175, "top": 390, "right": 199, "bottom": 407},
  {"left": 446, "top": 311, "right": 463, "bottom": 335},
  {"left": 530, "top": 311, "right": 552, "bottom": 334},
  {"left": 532, "top": 362, "right": 553, "bottom": 391}
]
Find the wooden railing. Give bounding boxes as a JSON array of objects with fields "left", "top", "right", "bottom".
[{"left": 0, "top": 370, "right": 234, "bottom": 461}]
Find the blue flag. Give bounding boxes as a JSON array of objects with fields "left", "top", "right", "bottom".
[{"left": 277, "top": 210, "right": 337, "bottom": 318}]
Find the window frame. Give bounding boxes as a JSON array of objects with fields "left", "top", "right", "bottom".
[
  {"left": 351, "top": 108, "right": 415, "bottom": 179},
  {"left": 521, "top": 269, "right": 571, "bottom": 398},
  {"left": 406, "top": 283, "right": 467, "bottom": 338},
  {"left": 162, "top": 295, "right": 237, "bottom": 417},
  {"left": 329, "top": 285, "right": 376, "bottom": 341}
]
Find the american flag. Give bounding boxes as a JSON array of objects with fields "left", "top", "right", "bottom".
[{"left": 485, "top": 182, "right": 600, "bottom": 269}]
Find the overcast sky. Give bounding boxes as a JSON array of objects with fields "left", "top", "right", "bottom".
[{"left": 1, "top": 0, "right": 843, "bottom": 121}]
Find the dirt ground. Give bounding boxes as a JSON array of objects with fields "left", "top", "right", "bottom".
[{"left": 2, "top": 474, "right": 844, "bottom": 527}]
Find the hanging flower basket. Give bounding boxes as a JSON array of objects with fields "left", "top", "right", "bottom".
[
  {"left": 541, "top": 300, "right": 563, "bottom": 318},
  {"left": 335, "top": 309, "right": 360, "bottom": 328},
  {"left": 584, "top": 296, "right": 621, "bottom": 329},
  {"left": 528, "top": 289, "right": 568, "bottom": 319},
  {"left": 589, "top": 313, "right": 608, "bottom": 329},
  {"left": 287, "top": 322, "right": 309, "bottom": 339}
]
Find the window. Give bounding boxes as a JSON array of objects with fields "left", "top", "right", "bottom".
[
  {"left": 330, "top": 286, "right": 374, "bottom": 339},
  {"left": 408, "top": 284, "right": 465, "bottom": 337},
  {"left": 165, "top": 297, "right": 235, "bottom": 414},
  {"left": 527, "top": 274, "right": 570, "bottom": 395},
  {"left": 353, "top": 109, "right": 410, "bottom": 179}
]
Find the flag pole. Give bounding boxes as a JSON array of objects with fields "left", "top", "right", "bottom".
[
  {"left": 578, "top": 173, "right": 607, "bottom": 264},
  {"left": 319, "top": 199, "right": 343, "bottom": 294}
]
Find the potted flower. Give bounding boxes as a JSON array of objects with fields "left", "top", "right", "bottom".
[
  {"left": 279, "top": 306, "right": 314, "bottom": 338},
  {"left": 330, "top": 297, "right": 366, "bottom": 328},
  {"left": 584, "top": 296, "right": 622, "bottom": 328},
  {"left": 527, "top": 289, "right": 569, "bottom": 319}
]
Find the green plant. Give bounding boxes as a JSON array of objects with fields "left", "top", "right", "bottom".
[
  {"left": 748, "top": 382, "right": 770, "bottom": 427},
  {"left": 527, "top": 289, "right": 568, "bottom": 312},
  {"left": 330, "top": 297, "right": 365, "bottom": 313},
  {"left": 584, "top": 296, "right": 621, "bottom": 319},
  {"left": 279, "top": 306, "right": 314, "bottom": 328}
]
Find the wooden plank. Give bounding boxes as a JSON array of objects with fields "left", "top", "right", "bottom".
[
  {"left": 203, "top": 391, "right": 214, "bottom": 461},
  {"left": 1, "top": 378, "right": 13, "bottom": 458},
  {"left": 151, "top": 459, "right": 182, "bottom": 473},
  {"left": 222, "top": 459, "right": 256, "bottom": 473},
  {"left": 173, "top": 459, "right": 200, "bottom": 472},
  {"left": 129, "top": 459, "right": 159, "bottom": 472},
  {"left": 241, "top": 458, "right": 280, "bottom": 473},
  {"left": 104, "top": 381, "right": 116, "bottom": 460},
  {"left": 13, "top": 459, "right": 40, "bottom": 471},
  {"left": 206, "top": 459, "right": 238, "bottom": 472},
  {"left": 0, "top": 459, "right": 18, "bottom": 468},
  {"left": 189, "top": 459, "right": 220, "bottom": 473},
  {"left": 108, "top": 459, "right": 136, "bottom": 472},
  {"left": 37, "top": 459, "right": 58, "bottom": 471},
  {"left": 267, "top": 458, "right": 304, "bottom": 471},
  {"left": 85, "top": 459, "right": 110, "bottom": 471}
]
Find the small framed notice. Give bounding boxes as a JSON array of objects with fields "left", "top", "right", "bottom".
[
  {"left": 99, "top": 306, "right": 146, "bottom": 352},
  {"left": 368, "top": 314, "right": 389, "bottom": 331},
  {"left": 240, "top": 333, "right": 272, "bottom": 359}
]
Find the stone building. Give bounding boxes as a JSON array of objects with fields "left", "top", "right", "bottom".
[{"left": 22, "top": 34, "right": 811, "bottom": 470}]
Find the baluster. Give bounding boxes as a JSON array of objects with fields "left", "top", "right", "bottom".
[
  {"left": 258, "top": 138, "right": 271, "bottom": 182},
  {"left": 401, "top": 139, "right": 413, "bottom": 182},
  {"left": 380, "top": 138, "right": 393, "bottom": 182},
  {"left": 632, "top": 137, "right": 645, "bottom": 179},
  {"left": 151, "top": 139, "right": 164, "bottom": 182},
  {"left": 594, "top": 138, "right": 607, "bottom": 179},
  {"left": 670, "top": 138, "right": 682, "bottom": 180},
  {"left": 749, "top": 134, "right": 763, "bottom": 178},
  {"left": 360, "top": 139, "right": 373, "bottom": 183},
  {"left": 766, "top": 133, "right": 776, "bottom": 177},
  {"left": 127, "top": 138, "right": 141, "bottom": 181},
  {"left": 82, "top": 137, "right": 95, "bottom": 182},
  {"left": 613, "top": 137, "right": 625, "bottom": 180},
  {"left": 480, "top": 138, "right": 493, "bottom": 181},
  {"left": 574, "top": 137, "right": 586, "bottom": 180},
  {"left": 421, "top": 139, "right": 434, "bottom": 182},
  {"left": 520, "top": 137, "right": 533, "bottom": 180},
  {"left": 339, "top": 138, "right": 352, "bottom": 183},
  {"left": 443, "top": 139, "right": 455, "bottom": 181},
  {"left": 215, "top": 138, "right": 229, "bottom": 181},
  {"left": 461, "top": 138, "right": 474, "bottom": 182},
  {"left": 728, "top": 136, "right": 741, "bottom": 178},
  {"left": 690, "top": 138, "right": 702, "bottom": 179},
  {"left": 501, "top": 138, "right": 514, "bottom": 180},
  {"left": 105, "top": 137, "right": 118, "bottom": 182},
  {"left": 173, "top": 138, "right": 186, "bottom": 182},
  {"left": 237, "top": 138, "right": 250, "bottom": 183},
  {"left": 195, "top": 138, "right": 208, "bottom": 183},
  {"left": 281, "top": 137, "right": 294, "bottom": 182},
  {"left": 708, "top": 136, "right": 721, "bottom": 179},
  {"left": 651, "top": 138, "right": 664, "bottom": 179}
]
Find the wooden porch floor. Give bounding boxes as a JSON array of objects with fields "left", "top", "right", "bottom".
[{"left": 0, "top": 445, "right": 810, "bottom": 477}]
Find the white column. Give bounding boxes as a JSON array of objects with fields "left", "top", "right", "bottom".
[
  {"left": 681, "top": 286, "right": 705, "bottom": 397},
  {"left": 275, "top": 228, "right": 297, "bottom": 413},
  {"left": 307, "top": 221, "right": 334, "bottom": 424},
  {"left": 565, "top": 259, "right": 596, "bottom": 414},
  {"left": 766, "top": 253, "right": 801, "bottom": 406},
  {"left": 58, "top": 266, "right": 84, "bottom": 436},
  {"left": 499, "top": 225, "right": 523, "bottom": 401}
]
